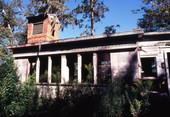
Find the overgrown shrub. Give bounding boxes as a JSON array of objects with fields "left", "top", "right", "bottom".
[
  {"left": 0, "top": 58, "right": 37, "bottom": 117},
  {"left": 28, "top": 85, "right": 103, "bottom": 117},
  {"left": 0, "top": 57, "right": 154, "bottom": 117},
  {"left": 100, "top": 78, "right": 153, "bottom": 117},
  {"left": 125, "top": 80, "right": 153, "bottom": 117},
  {"left": 100, "top": 78, "right": 126, "bottom": 117}
]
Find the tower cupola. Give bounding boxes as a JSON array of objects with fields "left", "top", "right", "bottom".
[{"left": 27, "top": 14, "right": 60, "bottom": 44}]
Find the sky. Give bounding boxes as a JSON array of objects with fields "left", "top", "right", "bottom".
[{"left": 60, "top": 0, "right": 144, "bottom": 39}]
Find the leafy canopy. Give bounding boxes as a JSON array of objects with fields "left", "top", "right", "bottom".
[
  {"left": 73, "top": 0, "right": 109, "bottom": 35},
  {"left": 136, "top": 0, "right": 170, "bottom": 32}
]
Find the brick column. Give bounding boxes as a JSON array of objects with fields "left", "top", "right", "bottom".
[
  {"left": 78, "top": 54, "right": 82, "bottom": 83},
  {"left": 93, "top": 53, "right": 98, "bottom": 85},
  {"left": 48, "top": 56, "right": 52, "bottom": 83},
  {"left": 36, "top": 57, "right": 40, "bottom": 83}
]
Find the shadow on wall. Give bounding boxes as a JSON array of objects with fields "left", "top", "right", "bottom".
[{"left": 112, "top": 50, "right": 138, "bottom": 85}]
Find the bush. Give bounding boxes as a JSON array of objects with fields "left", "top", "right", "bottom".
[
  {"left": 100, "top": 78, "right": 126, "bottom": 117},
  {"left": 0, "top": 58, "right": 37, "bottom": 117},
  {"left": 100, "top": 78, "right": 153, "bottom": 117}
]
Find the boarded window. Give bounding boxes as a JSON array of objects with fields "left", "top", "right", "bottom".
[
  {"left": 141, "top": 57, "right": 157, "bottom": 77},
  {"left": 33, "top": 22, "right": 43, "bottom": 35}
]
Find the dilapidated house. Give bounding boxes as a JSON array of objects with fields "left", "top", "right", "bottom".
[{"left": 8, "top": 14, "right": 170, "bottom": 97}]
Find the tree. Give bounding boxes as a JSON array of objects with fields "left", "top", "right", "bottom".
[
  {"left": 0, "top": 0, "right": 27, "bottom": 46},
  {"left": 73, "top": 0, "right": 109, "bottom": 35},
  {"left": 104, "top": 25, "right": 120, "bottom": 34},
  {"left": 136, "top": 0, "right": 170, "bottom": 32},
  {"left": 0, "top": 57, "right": 37, "bottom": 116}
]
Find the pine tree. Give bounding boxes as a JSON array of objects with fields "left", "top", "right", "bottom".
[
  {"left": 0, "top": 0, "right": 27, "bottom": 46},
  {"left": 0, "top": 57, "right": 36, "bottom": 116},
  {"left": 73, "top": 0, "right": 109, "bottom": 35},
  {"left": 136, "top": 0, "right": 170, "bottom": 32}
]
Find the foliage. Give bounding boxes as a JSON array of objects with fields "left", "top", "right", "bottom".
[
  {"left": 52, "top": 65, "right": 61, "bottom": 83},
  {"left": 0, "top": 58, "right": 37, "bottom": 117},
  {"left": 100, "top": 77, "right": 154, "bottom": 117},
  {"left": 40, "top": 70, "right": 48, "bottom": 83},
  {"left": 73, "top": 0, "right": 109, "bottom": 35},
  {"left": 125, "top": 80, "right": 153, "bottom": 117},
  {"left": 135, "top": 0, "right": 170, "bottom": 32},
  {"left": 27, "top": 71, "right": 36, "bottom": 84},
  {"left": 28, "top": 0, "right": 79, "bottom": 31},
  {"left": 0, "top": 0, "right": 27, "bottom": 45},
  {"left": 84, "top": 63, "right": 93, "bottom": 83},
  {"left": 104, "top": 25, "right": 120, "bottom": 34},
  {"left": 39, "top": 65, "right": 61, "bottom": 83},
  {"left": 30, "top": 85, "right": 103, "bottom": 117},
  {"left": 101, "top": 77, "right": 126, "bottom": 117}
]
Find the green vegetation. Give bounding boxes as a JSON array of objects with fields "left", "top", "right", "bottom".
[
  {"left": 135, "top": 0, "right": 170, "bottom": 32},
  {"left": 84, "top": 63, "right": 94, "bottom": 83},
  {"left": 0, "top": 58, "right": 37, "bottom": 117},
  {"left": 0, "top": 57, "right": 164, "bottom": 117},
  {"left": 52, "top": 65, "right": 61, "bottom": 83}
]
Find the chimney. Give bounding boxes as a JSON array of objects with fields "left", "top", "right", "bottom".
[{"left": 27, "top": 14, "right": 60, "bottom": 44}]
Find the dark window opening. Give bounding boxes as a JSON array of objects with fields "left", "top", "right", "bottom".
[
  {"left": 28, "top": 57, "right": 37, "bottom": 83},
  {"left": 33, "top": 22, "right": 43, "bottom": 35},
  {"left": 51, "top": 21, "right": 55, "bottom": 37},
  {"left": 52, "top": 55, "right": 61, "bottom": 83},
  {"left": 52, "top": 30, "right": 55, "bottom": 37},
  {"left": 141, "top": 57, "right": 157, "bottom": 78},
  {"left": 67, "top": 54, "right": 77, "bottom": 83},
  {"left": 82, "top": 53, "right": 93, "bottom": 83},
  {"left": 98, "top": 53, "right": 111, "bottom": 84},
  {"left": 40, "top": 56, "right": 48, "bottom": 83}
]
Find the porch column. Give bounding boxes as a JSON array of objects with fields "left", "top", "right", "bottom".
[
  {"left": 36, "top": 57, "right": 40, "bottom": 83},
  {"left": 48, "top": 56, "right": 52, "bottom": 83},
  {"left": 93, "top": 53, "right": 98, "bottom": 85},
  {"left": 78, "top": 54, "right": 82, "bottom": 83},
  {"left": 61, "top": 55, "right": 69, "bottom": 83}
]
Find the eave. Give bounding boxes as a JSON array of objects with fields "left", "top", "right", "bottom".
[{"left": 8, "top": 30, "right": 144, "bottom": 49}]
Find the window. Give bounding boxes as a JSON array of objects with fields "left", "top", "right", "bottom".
[
  {"left": 52, "top": 30, "right": 55, "bottom": 36},
  {"left": 33, "top": 22, "right": 43, "bottom": 35},
  {"left": 98, "top": 53, "right": 111, "bottom": 84},
  {"left": 141, "top": 57, "right": 157, "bottom": 78}
]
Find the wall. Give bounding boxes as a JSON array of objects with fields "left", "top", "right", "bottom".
[
  {"left": 14, "top": 58, "right": 30, "bottom": 82},
  {"left": 110, "top": 50, "right": 139, "bottom": 83}
]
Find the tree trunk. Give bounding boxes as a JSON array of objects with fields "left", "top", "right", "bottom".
[
  {"left": 90, "top": 0, "right": 94, "bottom": 35},
  {"left": 8, "top": 24, "right": 14, "bottom": 46}
]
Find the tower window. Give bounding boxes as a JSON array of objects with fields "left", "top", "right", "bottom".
[
  {"left": 52, "top": 30, "right": 55, "bottom": 36},
  {"left": 33, "top": 22, "right": 43, "bottom": 35}
]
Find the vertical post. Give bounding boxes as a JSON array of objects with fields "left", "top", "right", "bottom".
[
  {"left": 36, "top": 57, "right": 40, "bottom": 83},
  {"left": 110, "top": 53, "right": 114, "bottom": 81},
  {"left": 78, "top": 54, "right": 82, "bottom": 83},
  {"left": 163, "top": 51, "right": 170, "bottom": 98},
  {"left": 137, "top": 50, "right": 142, "bottom": 79},
  {"left": 61, "top": 55, "right": 69, "bottom": 84},
  {"left": 48, "top": 56, "right": 52, "bottom": 84},
  {"left": 93, "top": 53, "right": 98, "bottom": 85}
]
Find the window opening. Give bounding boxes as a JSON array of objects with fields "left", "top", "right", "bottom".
[
  {"left": 33, "top": 22, "right": 43, "bottom": 35},
  {"left": 40, "top": 56, "right": 48, "bottom": 83},
  {"left": 98, "top": 53, "right": 111, "bottom": 84},
  {"left": 141, "top": 57, "right": 157, "bottom": 78},
  {"left": 82, "top": 53, "right": 94, "bottom": 83},
  {"left": 52, "top": 55, "right": 61, "bottom": 83},
  {"left": 67, "top": 54, "right": 77, "bottom": 83}
]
